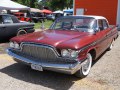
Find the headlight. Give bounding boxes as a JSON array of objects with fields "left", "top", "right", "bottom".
[
  {"left": 14, "top": 42, "right": 20, "bottom": 49},
  {"left": 10, "top": 42, "right": 14, "bottom": 48},
  {"left": 61, "top": 49, "right": 70, "bottom": 57},
  {"left": 70, "top": 50, "right": 78, "bottom": 58},
  {"left": 61, "top": 49, "right": 78, "bottom": 58}
]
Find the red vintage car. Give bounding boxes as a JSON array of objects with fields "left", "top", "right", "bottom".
[{"left": 7, "top": 15, "right": 118, "bottom": 78}]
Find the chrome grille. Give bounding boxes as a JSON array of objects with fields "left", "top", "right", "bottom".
[
  {"left": 21, "top": 44, "right": 57, "bottom": 62},
  {"left": 13, "top": 43, "right": 77, "bottom": 64}
]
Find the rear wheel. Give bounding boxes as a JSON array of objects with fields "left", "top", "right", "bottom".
[
  {"left": 75, "top": 53, "right": 92, "bottom": 78},
  {"left": 17, "top": 30, "right": 27, "bottom": 36}
]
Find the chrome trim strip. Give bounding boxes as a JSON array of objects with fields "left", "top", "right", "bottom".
[{"left": 7, "top": 48, "right": 81, "bottom": 74}]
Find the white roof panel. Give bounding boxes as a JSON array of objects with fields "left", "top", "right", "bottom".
[{"left": 74, "top": 15, "right": 106, "bottom": 19}]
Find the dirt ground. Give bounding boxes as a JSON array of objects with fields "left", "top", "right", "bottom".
[{"left": 0, "top": 33, "right": 120, "bottom": 90}]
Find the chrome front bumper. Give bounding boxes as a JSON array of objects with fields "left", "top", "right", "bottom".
[{"left": 7, "top": 48, "right": 81, "bottom": 74}]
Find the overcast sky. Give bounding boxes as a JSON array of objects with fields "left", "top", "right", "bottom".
[{"left": 38, "top": 0, "right": 42, "bottom": 2}]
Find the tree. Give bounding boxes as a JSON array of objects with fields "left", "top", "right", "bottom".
[
  {"left": 12, "top": 0, "right": 38, "bottom": 8},
  {"left": 39, "top": 0, "right": 73, "bottom": 10},
  {"left": 66, "top": 0, "right": 73, "bottom": 9},
  {"left": 12, "top": 0, "right": 73, "bottom": 10}
]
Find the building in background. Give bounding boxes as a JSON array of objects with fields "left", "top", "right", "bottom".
[{"left": 74, "top": 0, "right": 120, "bottom": 28}]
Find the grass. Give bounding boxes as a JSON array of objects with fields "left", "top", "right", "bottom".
[{"left": 34, "top": 20, "right": 53, "bottom": 29}]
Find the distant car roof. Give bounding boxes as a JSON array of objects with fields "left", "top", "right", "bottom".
[{"left": 58, "top": 15, "right": 106, "bottom": 20}]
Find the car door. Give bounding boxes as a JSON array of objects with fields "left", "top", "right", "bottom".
[
  {"left": 102, "top": 19, "right": 113, "bottom": 48},
  {"left": 103, "top": 19, "right": 112, "bottom": 49},
  {"left": 95, "top": 19, "right": 109, "bottom": 57}
]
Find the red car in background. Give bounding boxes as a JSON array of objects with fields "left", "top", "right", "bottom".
[
  {"left": 7, "top": 15, "right": 118, "bottom": 78},
  {"left": 13, "top": 12, "right": 31, "bottom": 22}
]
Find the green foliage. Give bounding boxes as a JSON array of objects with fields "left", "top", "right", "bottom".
[
  {"left": 34, "top": 20, "right": 53, "bottom": 29},
  {"left": 12, "top": 0, "right": 38, "bottom": 8},
  {"left": 39, "top": 0, "right": 73, "bottom": 10},
  {"left": 12, "top": 0, "right": 73, "bottom": 10}
]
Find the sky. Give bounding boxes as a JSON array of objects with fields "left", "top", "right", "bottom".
[{"left": 38, "top": 0, "right": 42, "bottom": 2}]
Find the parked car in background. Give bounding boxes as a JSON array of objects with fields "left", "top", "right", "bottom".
[
  {"left": 46, "top": 13, "right": 63, "bottom": 21},
  {"left": 0, "top": 14, "right": 34, "bottom": 42},
  {"left": 46, "top": 14, "right": 55, "bottom": 21},
  {"left": 13, "top": 12, "right": 31, "bottom": 22},
  {"left": 7, "top": 15, "right": 118, "bottom": 78},
  {"left": 31, "top": 12, "right": 46, "bottom": 23}
]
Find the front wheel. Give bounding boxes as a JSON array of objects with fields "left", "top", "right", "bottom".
[{"left": 75, "top": 53, "right": 92, "bottom": 78}]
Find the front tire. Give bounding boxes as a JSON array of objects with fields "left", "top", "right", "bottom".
[{"left": 75, "top": 53, "right": 92, "bottom": 78}]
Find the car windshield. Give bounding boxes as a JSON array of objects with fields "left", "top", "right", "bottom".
[{"left": 50, "top": 17, "right": 96, "bottom": 32}]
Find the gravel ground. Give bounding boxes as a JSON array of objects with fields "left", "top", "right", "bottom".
[{"left": 0, "top": 33, "right": 120, "bottom": 90}]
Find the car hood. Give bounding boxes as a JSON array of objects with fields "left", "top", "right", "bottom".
[{"left": 11, "top": 30, "right": 90, "bottom": 49}]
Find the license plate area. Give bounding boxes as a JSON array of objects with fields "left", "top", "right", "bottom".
[{"left": 31, "top": 64, "right": 43, "bottom": 71}]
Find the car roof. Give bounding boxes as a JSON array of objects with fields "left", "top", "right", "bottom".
[
  {"left": 60, "top": 15, "right": 106, "bottom": 20},
  {"left": 76, "top": 15, "right": 106, "bottom": 19}
]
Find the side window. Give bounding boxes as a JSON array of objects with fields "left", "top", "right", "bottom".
[
  {"left": 2, "top": 15, "right": 13, "bottom": 24},
  {"left": 11, "top": 16, "right": 19, "bottom": 23},
  {"left": 102, "top": 20, "right": 109, "bottom": 29},
  {"left": 98, "top": 19, "right": 104, "bottom": 31}
]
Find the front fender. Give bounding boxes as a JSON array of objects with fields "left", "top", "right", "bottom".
[{"left": 78, "top": 46, "right": 96, "bottom": 62}]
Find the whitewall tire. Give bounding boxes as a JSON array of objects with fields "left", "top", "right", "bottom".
[{"left": 75, "top": 53, "right": 92, "bottom": 78}]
